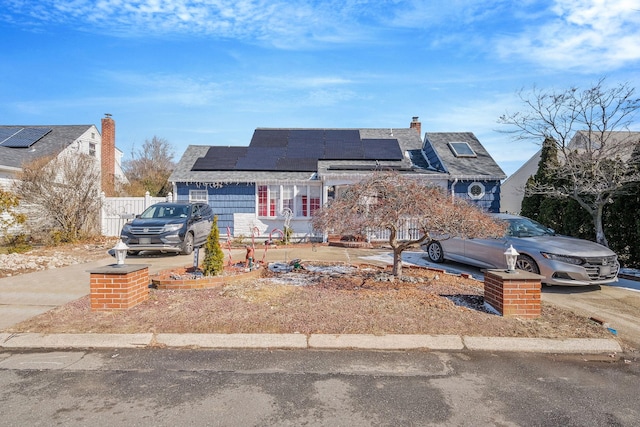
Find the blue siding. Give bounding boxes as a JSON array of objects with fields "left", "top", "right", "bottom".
[
  {"left": 450, "top": 180, "right": 501, "bottom": 213},
  {"left": 175, "top": 183, "right": 255, "bottom": 234}
]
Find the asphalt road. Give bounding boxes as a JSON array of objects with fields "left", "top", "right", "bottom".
[{"left": 0, "top": 348, "right": 638, "bottom": 426}]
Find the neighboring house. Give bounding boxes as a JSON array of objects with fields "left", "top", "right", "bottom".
[
  {"left": 169, "top": 117, "right": 506, "bottom": 239},
  {"left": 0, "top": 114, "right": 127, "bottom": 192},
  {"left": 500, "top": 131, "right": 640, "bottom": 215}
]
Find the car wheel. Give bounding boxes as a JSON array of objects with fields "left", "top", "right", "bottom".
[
  {"left": 127, "top": 250, "right": 140, "bottom": 256},
  {"left": 426, "top": 241, "right": 444, "bottom": 263},
  {"left": 516, "top": 254, "right": 539, "bottom": 274},
  {"left": 181, "top": 232, "right": 194, "bottom": 255}
]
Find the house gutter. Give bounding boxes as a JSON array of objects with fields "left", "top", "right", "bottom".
[{"left": 451, "top": 178, "right": 458, "bottom": 202}]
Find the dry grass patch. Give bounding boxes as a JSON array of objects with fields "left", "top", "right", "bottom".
[{"left": 5, "top": 264, "right": 612, "bottom": 340}]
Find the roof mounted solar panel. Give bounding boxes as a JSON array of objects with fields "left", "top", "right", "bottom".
[
  {"left": 0, "top": 127, "right": 23, "bottom": 143},
  {"left": 0, "top": 127, "right": 51, "bottom": 148},
  {"left": 362, "top": 139, "right": 403, "bottom": 160}
]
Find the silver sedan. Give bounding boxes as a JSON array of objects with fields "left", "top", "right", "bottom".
[{"left": 421, "top": 214, "right": 620, "bottom": 286}]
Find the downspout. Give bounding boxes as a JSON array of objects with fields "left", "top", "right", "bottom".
[{"left": 451, "top": 178, "right": 458, "bottom": 202}]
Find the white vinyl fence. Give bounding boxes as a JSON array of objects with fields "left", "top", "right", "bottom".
[{"left": 101, "top": 192, "right": 172, "bottom": 237}]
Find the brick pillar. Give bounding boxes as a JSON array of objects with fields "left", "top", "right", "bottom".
[
  {"left": 484, "top": 270, "right": 542, "bottom": 318},
  {"left": 89, "top": 265, "right": 149, "bottom": 312},
  {"left": 101, "top": 113, "right": 116, "bottom": 196}
]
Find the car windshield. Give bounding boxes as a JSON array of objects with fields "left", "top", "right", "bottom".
[
  {"left": 505, "top": 217, "right": 554, "bottom": 237},
  {"left": 140, "top": 205, "right": 189, "bottom": 219}
]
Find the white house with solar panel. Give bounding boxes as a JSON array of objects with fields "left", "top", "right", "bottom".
[
  {"left": 0, "top": 119, "right": 126, "bottom": 191},
  {"left": 169, "top": 117, "right": 506, "bottom": 240}
]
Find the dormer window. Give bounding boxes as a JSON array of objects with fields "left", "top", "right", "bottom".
[{"left": 448, "top": 142, "right": 476, "bottom": 158}]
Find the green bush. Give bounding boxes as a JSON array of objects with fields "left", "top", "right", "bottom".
[{"left": 202, "top": 216, "right": 225, "bottom": 276}]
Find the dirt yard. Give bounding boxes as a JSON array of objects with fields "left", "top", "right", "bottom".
[{"left": 2, "top": 242, "right": 617, "bottom": 344}]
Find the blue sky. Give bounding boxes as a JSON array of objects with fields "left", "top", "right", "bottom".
[{"left": 1, "top": 0, "right": 639, "bottom": 176}]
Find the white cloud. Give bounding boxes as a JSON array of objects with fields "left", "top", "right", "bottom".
[{"left": 496, "top": 0, "right": 640, "bottom": 71}]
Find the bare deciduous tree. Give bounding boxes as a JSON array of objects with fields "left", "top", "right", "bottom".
[
  {"left": 499, "top": 79, "right": 640, "bottom": 246},
  {"left": 123, "top": 136, "right": 175, "bottom": 197},
  {"left": 312, "top": 172, "right": 505, "bottom": 277},
  {"left": 14, "top": 153, "right": 102, "bottom": 242}
]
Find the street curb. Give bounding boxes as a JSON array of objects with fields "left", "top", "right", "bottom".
[
  {"left": 154, "top": 333, "right": 308, "bottom": 349},
  {"left": 308, "top": 334, "right": 464, "bottom": 350},
  {"left": 0, "top": 333, "right": 153, "bottom": 349},
  {"left": 0, "top": 333, "right": 622, "bottom": 353},
  {"left": 462, "top": 336, "right": 622, "bottom": 353}
]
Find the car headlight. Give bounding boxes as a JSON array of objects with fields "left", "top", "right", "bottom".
[
  {"left": 122, "top": 224, "right": 131, "bottom": 233},
  {"left": 163, "top": 224, "right": 183, "bottom": 233},
  {"left": 540, "top": 252, "right": 584, "bottom": 265}
]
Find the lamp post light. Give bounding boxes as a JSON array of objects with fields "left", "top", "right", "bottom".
[
  {"left": 504, "top": 245, "right": 519, "bottom": 273},
  {"left": 112, "top": 239, "right": 129, "bottom": 266}
]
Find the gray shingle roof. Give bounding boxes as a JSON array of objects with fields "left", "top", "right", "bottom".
[
  {"left": 0, "top": 125, "right": 94, "bottom": 170},
  {"left": 423, "top": 132, "right": 506, "bottom": 180},
  {"left": 170, "top": 128, "right": 505, "bottom": 183}
]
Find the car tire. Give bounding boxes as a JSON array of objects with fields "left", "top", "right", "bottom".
[
  {"left": 181, "top": 232, "right": 194, "bottom": 255},
  {"left": 516, "top": 254, "right": 539, "bottom": 274},
  {"left": 127, "top": 250, "right": 140, "bottom": 256},
  {"left": 426, "top": 241, "right": 444, "bottom": 263}
]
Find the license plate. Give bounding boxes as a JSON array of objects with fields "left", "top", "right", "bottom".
[
  {"left": 139, "top": 238, "right": 151, "bottom": 244},
  {"left": 600, "top": 266, "right": 611, "bottom": 276}
]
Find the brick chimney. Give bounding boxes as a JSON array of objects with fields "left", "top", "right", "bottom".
[
  {"left": 101, "top": 113, "right": 116, "bottom": 196},
  {"left": 410, "top": 116, "right": 421, "bottom": 136}
]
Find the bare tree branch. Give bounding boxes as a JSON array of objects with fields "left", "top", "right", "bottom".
[{"left": 312, "top": 171, "right": 505, "bottom": 277}]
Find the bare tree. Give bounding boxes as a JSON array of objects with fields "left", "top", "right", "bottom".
[
  {"left": 499, "top": 78, "right": 640, "bottom": 246},
  {"left": 14, "top": 153, "right": 102, "bottom": 242},
  {"left": 123, "top": 136, "right": 175, "bottom": 197},
  {"left": 312, "top": 172, "right": 505, "bottom": 277}
]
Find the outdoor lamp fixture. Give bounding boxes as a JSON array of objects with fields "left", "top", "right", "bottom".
[
  {"left": 112, "top": 239, "right": 129, "bottom": 266},
  {"left": 504, "top": 245, "right": 519, "bottom": 273}
]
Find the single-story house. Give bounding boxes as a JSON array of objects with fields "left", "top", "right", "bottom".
[
  {"left": 169, "top": 117, "right": 506, "bottom": 239},
  {"left": 0, "top": 114, "right": 127, "bottom": 193}
]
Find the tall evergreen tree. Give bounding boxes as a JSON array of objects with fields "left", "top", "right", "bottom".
[
  {"left": 521, "top": 138, "right": 562, "bottom": 224},
  {"left": 521, "top": 137, "right": 593, "bottom": 238},
  {"left": 604, "top": 142, "right": 640, "bottom": 267}
]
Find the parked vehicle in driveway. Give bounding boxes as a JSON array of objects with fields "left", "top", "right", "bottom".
[
  {"left": 421, "top": 213, "right": 619, "bottom": 286},
  {"left": 120, "top": 202, "right": 214, "bottom": 255}
]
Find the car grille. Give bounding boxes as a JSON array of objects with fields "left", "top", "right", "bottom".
[
  {"left": 583, "top": 256, "right": 619, "bottom": 280},
  {"left": 130, "top": 226, "right": 164, "bottom": 235}
]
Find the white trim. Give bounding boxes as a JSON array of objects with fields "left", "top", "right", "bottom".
[{"left": 467, "top": 182, "right": 485, "bottom": 199}]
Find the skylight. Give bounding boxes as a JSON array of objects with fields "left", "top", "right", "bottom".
[{"left": 448, "top": 142, "right": 476, "bottom": 158}]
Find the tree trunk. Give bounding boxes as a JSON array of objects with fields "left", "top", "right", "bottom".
[
  {"left": 593, "top": 206, "right": 608, "bottom": 247},
  {"left": 392, "top": 247, "right": 403, "bottom": 277}
]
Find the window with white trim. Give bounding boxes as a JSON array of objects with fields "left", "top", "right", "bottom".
[
  {"left": 189, "top": 189, "right": 208, "bottom": 202},
  {"left": 258, "top": 184, "right": 321, "bottom": 218},
  {"left": 467, "top": 182, "right": 485, "bottom": 200}
]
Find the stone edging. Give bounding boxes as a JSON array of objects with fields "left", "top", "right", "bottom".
[{"left": 151, "top": 267, "right": 263, "bottom": 290}]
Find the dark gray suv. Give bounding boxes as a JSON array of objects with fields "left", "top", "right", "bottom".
[{"left": 120, "top": 202, "right": 214, "bottom": 255}]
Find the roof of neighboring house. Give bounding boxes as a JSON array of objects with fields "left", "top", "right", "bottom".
[
  {"left": 0, "top": 125, "right": 95, "bottom": 170},
  {"left": 170, "top": 127, "right": 505, "bottom": 184},
  {"left": 569, "top": 130, "right": 640, "bottom": 160},
  {"left": 423, "top": 132, "right": 506, "bottom": 180}
]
